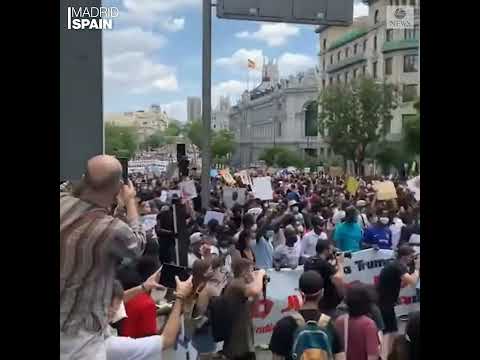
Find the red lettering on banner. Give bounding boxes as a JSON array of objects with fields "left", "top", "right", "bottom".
[
  {"left": 399, "top": 296, "right": 413, "bottom": 305},
  {"left": 281, "top": 295, "right": 302, "bottom": 313},
  {"left": 373, "top": 276, "right": 379, "bottom": 285},
  {"left": 251, "top": 299, "right": 274, "bottom": 319},
  {"left": 256, "top": 324, "right": 274, "bottom": 334}
]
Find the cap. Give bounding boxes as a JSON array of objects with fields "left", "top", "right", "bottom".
[
  {"left": 288, "top": 200, "right": 299, "bottom": 207},
  {"left": 299, "top": 271, "right": 324, "bottom": 295},
  {"left": 356, "top": 200, "right": 367, "bottom": 208},
  {"left": 189, "top": 232, "right": 203, "bottom": 245},
  {"left": 332, "top": 210, "right": 346, "bottom": 224}
]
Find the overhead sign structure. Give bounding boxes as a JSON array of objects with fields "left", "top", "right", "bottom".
[{"left": 216, "top": 0, "right": 354, "bottom": 26}]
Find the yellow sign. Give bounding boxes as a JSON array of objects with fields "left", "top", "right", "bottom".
[
  {"left": 373, "top": 181, "right": 397, "bottom": 201},
  {"left": 346, "top": 177, "right": 359, "bottom": 195},
  {"left": 220, "top": 169, "right": 236, "bottom": 185}
]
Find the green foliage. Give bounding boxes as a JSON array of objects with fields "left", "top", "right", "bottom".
[
  {"left": 259, "top": 147, "right": 304, "bottom": 168},
  {"left": 105, "top": 123, "right": 138, "bottom": 159},
  {"left": 143, "top": 130, "right": 166, "bottom": 150},
  {"left": 184, "top": 120, "right": 204, "bottom": 150},
  {"left": 319, "top": 77, "right": 398, "bottom": 168},
  {"left": 403, "top": 97, "right": 420, "bottom": 156},
  {"left": 164, "top": 121, "right": 182, "bottom": 137},
  {"left": 211, "top": 129, "right": 235, "bottom": 162}
]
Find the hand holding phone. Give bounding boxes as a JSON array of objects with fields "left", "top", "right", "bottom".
[{"left": 159, "top": 264, "right": 192, "bottom": 289}]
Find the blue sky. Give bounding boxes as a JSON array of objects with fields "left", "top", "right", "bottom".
[{"left": 103, "top": 0, "right": 369, "bottom": 121}]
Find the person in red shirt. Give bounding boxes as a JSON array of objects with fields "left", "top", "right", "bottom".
[
  {"left": 121, "top": 255, "right": 161, "bottom": 338},
  {"left": 335, "top": 283, "right": 380, "bottom": 360}
]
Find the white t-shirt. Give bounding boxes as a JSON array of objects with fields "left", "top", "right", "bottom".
[
  {"left": 390, "top": 218, "right": 405, "bottom": 249},
  {"left": 300, "top": 231, "right": 328, "bottom": 258},
  {"left": 106, "top": 334, "right": 163, "bottom": 360}
]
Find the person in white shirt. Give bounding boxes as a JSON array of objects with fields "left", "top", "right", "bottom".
[
  {"left": 356, "top": 200, "right": 370, "bottom": 229},
  {"left": 300, "top": 216, "right": 328, "bottom": 260},
  {"left": 106, "top": 276, "right": 193, "bottom": 360},
  {"left": 188, "top": 232, "right": 220, "bottom": 269}
]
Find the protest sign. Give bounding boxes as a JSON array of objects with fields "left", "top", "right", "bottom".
[
  {"left": 317, "top": 166, "right": 325, "bottom": 173},
  {"left": 204, "top": 211, "right": 225, "bottom": 225},
  {"left": 220, "top": 169, "right": 236, "bottom": 185},
  {"left": 210, "top": 169, "right": 218, "bottom": 178},
  {"left": 252, "top": 177, "right": 273, "bottom": 200},
  {"left": 304, "top": 168, "right": 310, "bottom": 174},
  {"left": 237, "top": 170, "right": 252, "bottom": 186},
  {"left": 346, "top": 176, "right": 359, "bottom": 195},
  {"left": 223, "top": 187, "right": 246, "bottom": 209},
  {"left": 329, "top": 166, "right": 344, "bottom": 177},
  {"left": 179, "top": 180, "right": 197, "bottom": 200},
  {"left": 407, "top": 176, "right": 420, "bottom": 201},
  {"left": 373, "top": 181, "right": 398, "bottom": 200}
]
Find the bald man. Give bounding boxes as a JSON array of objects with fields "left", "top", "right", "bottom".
[{"left": 60, "top": 155, "right": 146, "bottom": 360}]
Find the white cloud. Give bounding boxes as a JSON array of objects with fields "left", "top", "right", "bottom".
[
  {"left": 162, "top": 100, "right": 188, "bottom": 122},
  {"left": 123, "top": 0, "right": 199, "bottom": 14},
  {"left": 216, "top": 48, "right": 264, "bottom": 74},
  {"left": 161, "top": 17, "right": 185, "bottom": 32},
  {"left": 212, "top": 80, "right": 248, "bottom": 108},
  {"left": 277, "top": 53, "right": 317, "bottom": 77},
  {"left": 104, "top": 52, "right": 178, "bottom": 94},
  {"left": 103, "top": 27, "right": 167, "bottom": 56},
  {"left": 234, "top": 23, "right": 300, "bottom": 47},
  {"left": 354, "top": 2, "right": 369, "bottom": 18}
]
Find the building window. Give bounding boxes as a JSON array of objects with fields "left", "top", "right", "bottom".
[
  {"left": 395, "top": 0, "right": 399, "bottom": 5},
  {"left": 354, "top": 43, "right": 358, "bottom": 55},
  {"left": 384, "top": 118, "right": 392, "bottom": 135},
  {"left": 401, "top": 0, "right": 407, "bottom": 5},
  {"left": 374, "top": 10, "right": 379, "bottom": 24},
  {"left": 305, "top": 102, "right": 318, "bottom": 137},
  {"left": 337, "top": 74, "right": 341, "bottom": 83},
  {"left": 409, "top": 0, "right": 416, "bottom": 5},
  {"left": 386, "top": 29, "right": 394, "bottom": 41},
  {"left": 323, "top": 39, "right": 327, "bottom": 50},
  {"left": 322, "top": 59, "right": 326, "bottom": 71},
  {"left": 353, "top": 69, "right": 358, "bottom": 79},
  {"left": 385, "top": 58, "right": 393, "bottom": 75},
  {"left": 329, "top": 77, "right": 333, "bottom": 85},
  {"left": 374, "top": 36, "right": 377, "bottom": 51},
  {"left": 363, "top": 39, "right": 367, "bottom": 52},
  {"left": 330, "top": 55, "right": 333, "bottom": 64},
  {"left": 362, "top": 65, "right": 367, "bottom": 75},
  {"left": 405, "top": 24, "right": 419, "bottom": 40},
  {"left": 345, "top": 47, "right": 349, "bottom": 58},
  {"left": 322, "top": 79, "right": 326, "bottom": 88},
  {"left": 337, "top": 51, "right": 341, "bottom": 62},
  {"left": 344, "top": 72, "right": 348, "bottom": 84},
  {"left": 278, "top": 121, "right": 282, "bottom": 137},
  {"left": 403, "top": 84, "right": 418, "bottom": 102},
  {"left": 404, "top": 54, "right": 418, "bottom": 72},
  {"left": 373, "top": 61, "right": 378, "bottom": 79},
  {"left": 277, "top": 102, "right": 282, "bottom": 110}
]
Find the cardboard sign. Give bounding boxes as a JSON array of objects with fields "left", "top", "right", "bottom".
[
  {"left": 252, "top": 177, "right": 273, "bottom": 200},
  {"left": 220, "top": 169, "right": 236, "bottom": 185},
  {"left": 223, "top": 187, "right": 247, "bottom": 209},
  {"left": 346, "top": 176, "right": 359, "bottom": 195},
  {"left": 373, "top": 181, "right": 398, "bottom": 200},
  {"left": 204, "top": 211, "right": 225, "bottom": 225},
  {"left": 329, "top": 166, "right": 344, "bottom": 177},
  {"left": 304, "top": 168, "right": 311, "bottom": 174},
  {"left": 236, "top": 170, "right": 252, "bottom": 186},
  {"left": 179, "top": 180, "right": 197, "bottom": 200},
  {"left": 210, "top": 169, "right": 218, "bottom": 177}
]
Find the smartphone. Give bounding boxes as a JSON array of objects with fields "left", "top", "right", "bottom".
[
  {"left": 118, "top": 157, "right": 129, "bottom": 184},
  {"left": 159, "top": 264, "right": 191, "bottom": 289}
]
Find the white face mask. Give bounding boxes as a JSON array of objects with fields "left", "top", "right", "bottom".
[
  {"left": 297, "top": 225, "right": 304, "bottom": 233},
  {"left": 251, "top": 224, "right": 258, "bottom": 232},
  {"left": 380, "top": 217, "right": 390, "bottom": 225},
  {"left": 292, "top": 206, "right": 299, "bottom": 213},
  {"left": 249, "top": 239, "right": 257, "bottom": 248}
]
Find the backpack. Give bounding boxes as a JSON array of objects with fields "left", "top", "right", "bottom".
[{"left": 291, "top": 312, "right": 334, "bottom": 360}]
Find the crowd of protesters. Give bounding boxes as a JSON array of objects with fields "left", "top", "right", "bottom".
[{"left": 60, "top": 155, "right": 420, "bottom": 360}]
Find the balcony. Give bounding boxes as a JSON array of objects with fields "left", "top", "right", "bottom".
[
  {"left": 382, "top": 39, "right": 419, "bottom": 53},
  {"left": 326, "top": 53, "right": 367, "bottom": 74}
]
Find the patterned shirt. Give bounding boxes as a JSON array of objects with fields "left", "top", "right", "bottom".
[{"left": 60, "top": 193, "right": 146, "bottom": 335}]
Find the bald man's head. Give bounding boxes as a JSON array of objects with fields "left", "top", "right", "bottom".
[{"left": 84, "top": 155, "right": 122, "bottom": 192}]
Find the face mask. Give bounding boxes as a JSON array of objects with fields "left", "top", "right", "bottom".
[
  {"left": 297, "top": 225, "right": 304, "bottom": 233},
  {"left": 370, "top": 216, "right": 378, "bottom": 224},
  {"left": 251, "top": 224, "right": 258, "bottom": 232},
  {"left": 266, "top": 230, "right": 274, "bottom": 239},
  {"left": 249, "top": 239, "right": 257, "bottom": 248},
  {"left": 292, "top": 206, "right": 299, "bottom": 213},
  {"left": 380, "top": 217, "right": 390, "bottom": 225},
  {"left": 219, "top": 247, "right": 229, "bottom": 255}
]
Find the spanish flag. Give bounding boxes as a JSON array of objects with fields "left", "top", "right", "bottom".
[{"left": 247, "top": 59, "right": 256, "bottom": 69}]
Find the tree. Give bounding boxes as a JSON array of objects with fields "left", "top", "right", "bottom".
[
  {"left": 105, "top": 123, "right": 138, "bottom": 158},
  {"left": 402, "top": 98, "right": 420, "bottom": 156},
  {"left": 184, "top": 120, "right": 204, "bottom": 150},
  {"left": 319, "top": 77, "right": 398, "bottom": 175},
  {"left": 164, "top": 120, "right": 182, "bottom": 137},
  {"left": 142, "top": 130, "right": 166, "bottom": 150},
  {"left": 211, "top": 129, "right": 235, "bottom": 163},
  {"left": 259, "top": 147, "right": 304, "bottom": 168}
]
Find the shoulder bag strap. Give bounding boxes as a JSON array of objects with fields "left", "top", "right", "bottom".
[{"left": 344, "top": 314, "right": 349, "bottom": 356}]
